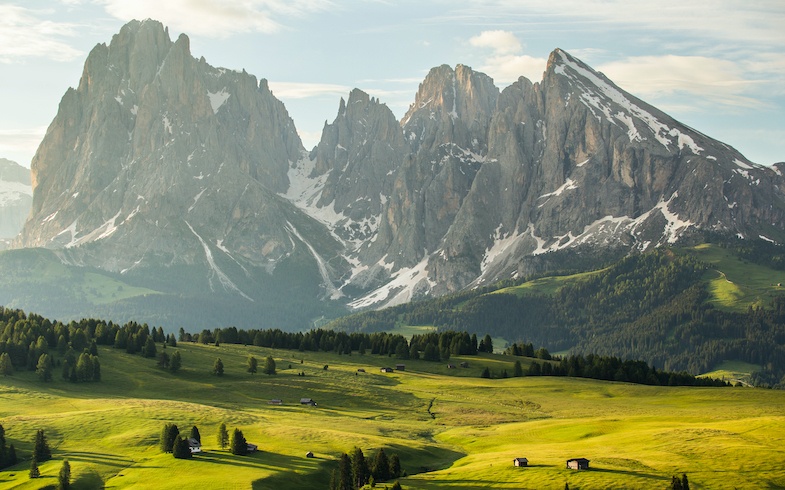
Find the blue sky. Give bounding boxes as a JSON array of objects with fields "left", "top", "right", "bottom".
[{"left": 1, "top": 0, "right": 783, "bottom": 168}]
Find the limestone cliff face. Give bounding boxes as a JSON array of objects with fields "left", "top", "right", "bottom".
[
  {"left": 10, "top": 19, "right": 785, "bottom": 320},
  {"left": 367, "top": 65, "right": 499, "bottom": 270},
  {"left": 16, "top": 20, "right": 318, "bottom": 281}
]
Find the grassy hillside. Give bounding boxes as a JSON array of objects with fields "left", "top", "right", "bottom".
[{"left": 2, "top": 343, "right": 785, "bottom": 489}]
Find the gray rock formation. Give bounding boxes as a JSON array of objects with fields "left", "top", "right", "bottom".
[{"left": 8, "top": 19, "right": 785, "bottom": 325}]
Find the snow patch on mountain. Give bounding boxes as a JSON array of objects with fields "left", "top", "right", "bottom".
[
  {"left": 207, "top": 89, "right": 230, "bottom": 114},
  {"left": 348, "top": 255, "right": 435, "bottom": 309},
  {"left": 0, "top": 180, "right": 32, "bottom": 205},
  {"left": 185, "top": 220, "right": 252, "bottom": 301}
]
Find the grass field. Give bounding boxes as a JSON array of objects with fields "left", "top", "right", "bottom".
[
  {"left": 684, "top": 243, "right": 785, "bottom": 311},
  {"left": 2, "top": 343, "right": 785, "bottom": 489}
]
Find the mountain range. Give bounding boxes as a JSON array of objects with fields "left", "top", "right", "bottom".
[
  {"left": 3, "top": 19, "right": 784, "bottom": 331},
  {"left": 0, "top": 158, "right": 32, "bottom": 248}
]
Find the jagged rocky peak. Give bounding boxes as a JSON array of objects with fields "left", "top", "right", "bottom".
[
  {"left": 290, "top": 88, "right": 407, "bottom": 248},
  {"left": 401, "top": 64, "right": 499, "bottom": 154},
  {"left": 16, "top": 18, "right": 309, "bottom": 277}
]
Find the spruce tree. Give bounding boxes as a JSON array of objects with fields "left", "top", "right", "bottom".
[
  {"left": 480, "top": 367, "right": 491, "bottom": 378},
  {"left": 350, "top": 447, "right": 368, "bottom": 489},
  {"left": 217, "top": 423, "right": 229, "bottom": 449},
  {"left": 391, "top": 482, "right": 402, "bottom": 490},
  {"left": 247, "top": 355, "right": 258, "bottom": 375},
  {"left": 36, "top": 353, "right": 53, "bottom": 381},
  {"left": 513, "top": 360, "right": 524, "bottom": 377},
  {"left": 372, "top": 448, "right": 390, "bottom": 482},
  {"left": 338, "top": 452, "right": 352, "bottom": 490},
  {"left": 58, "top": 459, "right": 71, "bottom": 490},
  {"left": 230, "top": 428, "right": 247, "bottom": 455},
  {"left": 0, "top": 352, "right": 13, "bottom": 376},
  {"left": 159, "top": 423, "right": 179, "bottom": 453},
  {"left": 169, "top": 351, "right": 182, "bottom": 373},
  {"left": 189, "top": 426, "right": 201, "bottom": 443},
  {"left": 263, "top": 356, "right": 276, "bottom": 375},
  {"left": 33, "top": 429, "right": 52, "bottom": 462},
  {"left": 172, "top": 435, "right": 192, "bottom": 459},
  {"left": 389, "top": 453, "right": 402, "bottom": 478},
  {"left": 681, "top": 474, "right": 690, "bottom": 490},
  {"left": 143, "top": 337, "right": 157, "bottom": 358},
  {"left": 213, "top": 358, "right": 224, "bottom": 376},
  {"left": 29, "top": 455, "right": 40, "bottom": 478}
]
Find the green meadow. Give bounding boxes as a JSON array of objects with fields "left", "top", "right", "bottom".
[{"left": 1, "top": 343, "right": 785, "bottom": 489}]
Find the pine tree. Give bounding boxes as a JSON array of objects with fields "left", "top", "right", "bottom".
[
  {"left": 189, "top": 426, "right": 201, "bottom": 443},
  {"left": 169, "top": 351, "right": 182, "bottom": 373},
  {"left": 389, "top": 453, "right": 402, "bottom": 478},
  {"left": 390, "top": 482, "right": 402, "bottom": 490},
  {"left": 213, "top": 358, "right": 224, "bottom": 376},
  {"left": 681, "top": 474, "right": 690, "bottom": 490},
  {"left": 159, "top": 423, "right": 179, "bottom": 453},
  {"left": 230, "top": 428, "right": 247, "bottom": 455},
  {"left": 0, "top": 352, "right": 13, "bottom": 376},
  {"left": 670, "top": 475, "right": 683, "bottom": 490},
  {"left": 338, "top": 452, "right": 352, "bottom": 490},
  {"left": 263, "top": 356, "right": 276, "bottom": 375},
  {"left": 157, "top": 352, "right": 170, "bottom": 369},
  {"left": 58, "top": 459, "right": 71, "bottom": 490},
  {"left": 217, "top": 423, "right": 229, "bottom": 450},
  {"left": 350, "top": 447, "right": 368, "bottom": 489},
  {"left": 143, "top": 337, "right": 157, "bottom": 358},
  {"left": 513, "top": 360, "right": 524, "bottom": 377},
  {"left": 247, "top": 356, "right": 258, "bottom": 375},
  {"left": 480, "top": 367, "right": 491, "bottom": 378},
  {"left": 172, "top": 435, "right": 192, "bottom": 459},
  {"left": 92, "top": 357, "right": 101, "bottom": 381},
  {"left": 372, "top": 448, "right": 390, "bottom": 482},
  {"left": 33, "top": 429, "right": 52, "bottom": 462},
  {"left": 29, "top": 455, "right": 40, "bottom": 478},
  {"left": 36, "top": 353, "right": 53, "bottom": 381}
]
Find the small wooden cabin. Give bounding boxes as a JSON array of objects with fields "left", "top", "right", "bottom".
[
  {"left": 566, "top": 458, "right": 590, "bottom": 470},
  {"left": 513, "top": 457, "right": 528, "bottom": 467},
  {"left": 380, "top": 367, "right": 394, "bottom": 373},
  {"left": 395, "top": 364, "right": 405, "bottom": 371},
  {"left": 300, "top": 398, "right": 317, "bottom": 406}
]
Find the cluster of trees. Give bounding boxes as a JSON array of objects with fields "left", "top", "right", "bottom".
[
  {"left": 329, "top": 447, "right": 403, "bottom": 490},
  {"left": 0, "top": 425, "right": 18, "bottom": 470},
  {"left": 320, "top": 250, "right": 785, "bottom": 386},
  {"left": 160, "top": 423, "right": 250, "bottom": 458},
  {"left": 669, "top": 473, "right": 690, "bottom": 490},
  {"left": 525, "top": 354, "right": 728, "bottom": 387}
]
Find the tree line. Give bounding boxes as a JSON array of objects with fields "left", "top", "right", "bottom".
[{"left": 329, "top": 446, "right": 403, "bottom": 490}]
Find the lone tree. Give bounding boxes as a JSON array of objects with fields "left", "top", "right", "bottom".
[
  {"left": 213, "top": 358, "right": 224, "bottom": 376},
  {"left": 513, "top": 360, "right": 524, "bottom": 377},
  {"left": 169, "top": 350, "right": 182, "bottom": 373},
  {"left": 58, "top": 459, "right": 71, "bottom": 490},
  {"left": 230, "top": 428, "right": 247, "bottom": 456},
  {"left": 159, "top": 423, "right": 179, "bottom": 453},
  {"left": 29, "top": 455, "right": 40, "bottom": 478},
  {"left": 247, "top": 355, "right": 258, "bottom": 375},
  {"left": 263, "top": 356, "right": 276, "bottom": 375},
  {"left": 33, "top": 429, "right": 52, "bottom": 462},
  {"left": 480, "top": 367, "right": 491, "bottom": 379},
  {"left": 217, "top": 423, "right": 229, "bottom": 450}
]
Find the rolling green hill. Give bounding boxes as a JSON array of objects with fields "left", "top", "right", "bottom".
[
  {"left": 327, "top": 246, "right": 785, "bottom": 384},
  {"left": 1, "top": 343, "right": 785, "bottom": 489}
]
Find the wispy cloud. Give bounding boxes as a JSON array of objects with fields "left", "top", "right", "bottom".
[
  {"left": 99, "top": 0, "right": 335, "bottom": 37},
  {"left": 598, "top": 55, "right": 776, "bottom": 109},
  {"left": 0, "top": 127, "right": 47, "bottom": 166},
  {"left": 0, "top": 5, "right": 82, "bottom": 63},
  {"left": 468, "top": 30, "right": 547, "bottom": 84}
]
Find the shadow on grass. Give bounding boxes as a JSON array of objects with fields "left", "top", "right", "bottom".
[
  {"left": 584, "top": 467, "right": 667, "bottom": 482},
  {"left": 195, "top": 450, "right": 318, "bottom": 474},
  {"left": 61, "top": 451, "right": 134, "bottom": 469},
  {"left": 73, "top": 469, "right": 105, "bottom": 489}
]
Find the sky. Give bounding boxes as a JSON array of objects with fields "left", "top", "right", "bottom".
[{"left": 1, "top": 0, "right": 783, "bottom": 169}]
